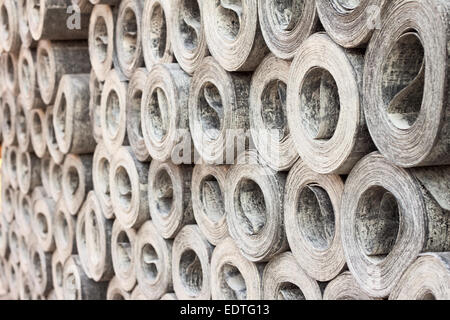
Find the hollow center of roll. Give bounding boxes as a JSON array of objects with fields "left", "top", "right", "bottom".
[
  {"left": 106, "top": 89, "right": 121, "bottom": 138},
  {"left": 154, "top": 169, "right": 174, "bottom": 217},
  {"left": 92, "top": 78, "right": 102, "bottom": 129},
  {"left": 56, "top": 94, "right": 67, "bottom": 135},
  {"left": 234, "top": 179, "right": 267, "bottom": 236},
  {"left": 19, "top": 152, "right": 29, "bottom": 182},
  {"left": 381, "top": 32, "right": 424, "bottom": 130},
  {"left": 261, "top": 80, "right": 289, "bottom": 140},
  {"left": 21, "top": 197, "right": 31, "bottom": 224},
  {"left": 65, "top": 273, "right": 80, "bottom": 300},
  {"left": 67, "top": 166, "right": 80, "bottom": 196},
  {"left": 200, "top": 175, "right": 225, "bottom": 222},
  {"left": 198, "top": 82, "right": 224, "bottom": 141},
  {"left": 88, "top": 210, "right": 102, "bottom": 265},
  {"left": 32, "top": 112, "right": 44, "bottom": 145},
  {"left": 99, "top": 158, "right": 111, "bottom": 200},
  {"left": 277, "top": 282, "right": 306, "bottom": 300},
  {"left": 130, "top": 89, "right": 144, "bottom": 139},
  {"left": 300, "top": 68, "right": 340, "bottom": 141},
  {"left": 111, "top": 293, "right": 125, "bottom": 300},
  {"left": 6, "top": 54, "right": 14, "bottom": 83},
  {"left": 297, "top": 185, "right": 336, "bottom": 251},
  {"left": 29, "top": 0, "right": 41, "bottom": 29},
  {"left": 272, "top": 0, "right": 304, "bottom": 31},
  {"left": 421, "top": 292, "right": 436, "bottom": 300},
  {"left": 3, "top": 102, "right": 12, "bottom": 135},
  {"left": 9, "top": 149, "right": 17, "bottom": 175},
  {"left": 0, "top": 5, "right": 9, "bottom": 41},
  {"left": 332, "top": 0, "right": 361, "bottom": 13},
  {"left": 17, "top": 107, "right": 27, "bottom": 141},
  {"left": 55, "top": 262, "right": 64, "bottom": 287},
  {"left": 36, "top": 212, "right": 48, "bottom": 237},
  {"left": 94, "top": 16, "right": 108, "bottom": 64},
  {"left": 141, "top": 243, "right": 159, "bottom": 282},
  {"left": 216, "top": 0, "right": 242, "bottom": 41},
  {"left": 147, "top": 87, "right": 169, "bottom": 142},
  {"left": 180, "top": 249, "right": 203, "bottom": 297},
  {"left": 356, "top": 187, "right": 400, "bottom": 261},
  {"left": 117, "top": 231, "right": 132, "bottom": 272},
  {"left": 21, "top": 57, "right": 32, "bottom": 94},
  {"left": 10, "top": 231, "right": 18, "bottom": 253},
  {"left": 47, "top": 117, "right": 59, "bottom": 149},
  {"left": 56, "top": 210, "right": 70, "bottom": 248},
  {"left": 32, "top": 252, "right": 42, "bottom": 283},
  {"left": 220, "top": 263, "right": 247, "bottom": 300},
  {"left": 115, "top": 166, "right": 132, "bottom": 211},
  {"left": 180, "top": 0, "right": 201, "bottom": 51},
  {"left": 149, "top": 3, "right": 168, "bottom": 59},
  {"left": 38, "top": 48, "right": 51, "bottom": 90},
  {"left": 51, "top": 165, "right": 62, "bottom": 193},
  {"left": 121, "top": 8, "right": 138, "bottom": 64}
]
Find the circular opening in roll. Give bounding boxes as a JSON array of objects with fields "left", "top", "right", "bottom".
[
  {"left": 4, "top": 188, "right": 13, "bottom": 211},
  {"left": 99, "top": 157, "right": 111, "bottom": 199},
  {"left": 120, "top": 7, "right": 138, "bottom": 65},
  {"left": 200, "top": 175, "right": 225, "bottom": 222},
  {"left": 147, "top": 88, "right": 169, "bottom": 142},
  {"left": 300, "top": 68, "right": 341, "bottom": 140},
  {"left": 36, "top": 212, "right": 48, "bottom": 238},
  {"left": 215, "top": 0, "right": 241, "bottom": 41},
  {"left": 38, "top": 48, "right": 51, "bottom": 90},
  {"left": 277, "top": 282, "right": 306, "bottom": 300},
  {"left": 234, "top": 178, "right": 267, "bottom": 236},
  {"left": 6, "top": 54, "right": 15, "bottom": 83},
  {"left": 130, "top": 89, "right": 143, "bottom": 138},
  {"left": 65, "top": 273, "right": 79, "bottom": 300},
  {"left": 115, "top": 166, "right": 132, "bottom": 211},
  {"left": 3, "top": 102, "right": 12, "bottom": 135},
  {"left": 32, "top": 252, "right": 42, "bottom": 283},
  {"left": 10, "top": 149, "right": 17, "bottom": 176},
  {"left": 149, "top": 3, "right": 167, "bottom": 59},
  {"left": 117, "top": 231, "right": 132, "bottom": 273},
  {"left": 55, "top": 261, "right": 63, "bottom": 287},
  {"left": 197, "top": 82, "right": 223, "bottom": 141},
  {"left": 10, "top": 231, "right": 18, "bottom": 252},
  {"left": 56, "top": 210, "right": 70, "bottom": 247},
  {"left": 111, "top": 292, "right": 125, "bottom": 300},
  {"left": 19, "top": 152, "right": 29, "bottom": 182},
  {"left": 297, "top": 185, "right": 336, "bottom": 251},
  {"left": 219, "top": 263, "right": 246, "bottom": 300},
  {"left": 17, "top": 107, "right": 27, "bottom": 141},
  {"left": 271, "top": 0, "right": 303, "bottom": 31},
  {"left": 21, "top": 197, "right": 31, "bottom": 224},
  {"left": 29, "top": 0, "right": 41, "bottom": 29},
  {"left": 56, "top": 94, "right": 67, "bottom": 135},
  {"left": 51, "top": 164, "right": 62, "bottom": 191},
  {"left": 0, "top": 5, "right": 9, "bottom": 41},
  {"left": 32, "top": 112, "right": 44, "bottom": 143},
  {"left": 88, "top": 210, "right": 101, "bottom": 264},
  {"left": 94, "top": 16, "right": 108, "bottom": 64},
  {"left": 356, "top": 186, "right": 400, "bottom": 262},
  {"left": 421, "top": 292, "right": 436, "bottom": 300},
  {"left": 106, "top": 89, "right": 120, "bottom": 137},
  {"left": 93, "top": 77, "right": 102, "bottom": 125},
  {"left": 141, "top": 243, "right": 158, "bottom": 282},
  {"left": 381, "top": 32, "right": 424, "bottom": 130},
  {"left": 332, "top": 0, "right": 362, "bottom": 13},
  {"left": 179, "top": 0, "right": 200, "bottom": 50},
  {"left": 261, "top": 80, "right": 288, "bottom": 140},
  {"left": 179, "top": 249, "right": 203, "bottom": 297},
  {"left": 153, "top": 169, "right": 174, "bottom": 217},
  {"left": 66, "top": 166, "right": 80, "bottom": 196},
  {"left": 21, "top": 58, "right": 32, "bottom": 93}
]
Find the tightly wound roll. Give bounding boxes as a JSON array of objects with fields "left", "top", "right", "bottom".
[
  {"left": 323, "top": 272, "right": 376, "bottom": 300},
  {"left": 30, "top": 109, "right": 48, "bottom": 158},
  {"left": 226, "top": 150, "right": 287, "bottom": 262},
  {"left": 148, "top": 160, "right": 194, "bottom": 239},
  {"left": 171, "top": 0, "right": 207, "bottom": 75},
  {"left": 284, "top": 159, "right": 346, "bottom": 282},
  {"left": 135, "top": 221, "right": 173, "bottom": 300},
  {"left": 316, "top": 0, "right": 387, "bottom": 48},
  {"left": 0, "top": 0, "right": 20, "bottom": 53},
  {"left": 191, "top": 164, "right": 229, "bottom": 246},
  {"left": 54, "top": 198, "right": 77, "bottom": 261},
  {"left": 341, "top": 152, "right": 450, "bottom": 298},
  {"left": 189, "top": 57, "right": 251, "bottom": 164},
  {"left": 17, "top": 151, "right": 41, "bottom": 195},
  {"left": 1, "top": 52, "right": 19, "bottom": 94},
  {"left": 287, "top": 32, "right": 374, "bottom": 174},
  {"left": 18, "top": 46, "right": 44, "bottom": 110},
  {"left": 92, "top": 143, "right": 114, "bottom": 219},
  {"left": 29, "top": 241, "right": 52, "bottom": 296},
  {"left": 51, "top": 251, "right": 66, "bottom": 300},
  {"left": 389, "top": 253, "right": 450, "bottom": 300},
  {"left": 210, "top": 237, "right": 264, "bottom": 300},
  {"left": 32, "top": 197, "right": 56, "bottom": 253},
  {"left": 17, "top": 0, "right": 34, "bottom": 48},
  {"left": 203, "top": 0, "right": 268, "bottom": 71},
  {"left": 142, "top": 63, "right": 191, "bottom": 162},
  {"left": 44, "top": 107, "right": 64, "bottom": 165},
  {"left": 16, "top": 97, "right": 32, "bottom": 152},
  {"left": 49, "top": 159, "right": 63, "bottom": 201},
  {"left": 89, "top": 70, "right": 104, "bottom": 144},
  {"left": 172, "top": 225, "right": 214, "bottom": 300},
  {"left": 1, "top": 92, "right": 17, "bottom": 146},
  {"left": 250, "top": 54, "right": 297, "bottom": 171},
  {"left": 263, "top": 252, "right": 322, "bottom": 300},
  {"left": 363, "top": 0, "right": 450, "bottom": 168},
  {"left": 258, "top": 0, "right": 318, "bottom": 60}
]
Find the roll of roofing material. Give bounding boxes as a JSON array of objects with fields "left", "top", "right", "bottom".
[
  {"left": 110, "top": 146, "right": 149, "bottom": 229},
  {"left": 32, "top": 197, "right": 56, "bottom": 252},
  {"left": 0, "top": 0, "right": 20, "bottom": 53},
  {"left": 142, "top": 63, "right": 191, "bottom": 162},
  {"left": 211, "top": 237, "right": 264, "bottom": 300},
  {"left": 17, "top": 232, "right": 30, "bottom": 273},
  {"left": 54, "top": 198, "right": 77, "bottom": 261},
  {"left": 44, "top": 106, "right": 65, "bottom": 165},
  {"left": 323, "top": 272, "right": 376, "bottom": 300},
  {"left": 287, "top": 32, "right": 374, "bottom": 174},
  {"left": 172, "top": 225, "right": 214, "bottom": 300},
  {"left": 284, "top": 159, "right": 346, "bottom": 282},
  {"left": 263, "top": 252, "right": 322, "bottom": 300},
  {"left": 1, "top": 52, "right": 19, "bottom": 94},
  {"left": 225, "top": 150, "right": 288, "bottom": 262},
  {"left": 16, "top": 96, "right": 32, "bottom": 153},
  {"left": 17, "top": 192, "right": 33, "bottom": 237},
  {"left": 363, "top": 0, "right": 450, "bottom": 168},
  {"left": 188, "top": 57, "right": 251, "bottom": 164},
  {"left": 18, "top": 271, "right": 33, "bottom": 300},
  {"left": 203, "top": 0, "right": 269, "bottom": 71},
  {"left": 191, "top": 164, "right": 229, "bottom": 246},
  {"left": 36, "top": 40, "right": 90, "bottom": 105},
  {"left": 341, "top": 152, "right": 450, "bottom": 298},
  {"left": 7, "top": 220, "right": 19, "bottom": 264},
  {"left": 30, "top": 108, "right": 49, "bottom": 158},
  {"left": 51, "top": 250, "right": 66, "bottom": 300},
  {"left": 40, "top": 158, "right": 51, "bottom": 195},
  {"left": 1, "top": 184, "right": 15, "bottom": 223},
  {"left": 29, "top": 241, "right": 52, "bottom": 296},
  {"left": 258, "top": 0, "right": 318, "bottom": 60},
  {"left": 17, "top": 151, "right": 41, "bottom": 194},
  {"left": 389, "top": 253, "right": 450, "bottom": 300},
  {"left": 142, "top": 0, "right": 173, "bottom": 69},
  {"left": 100, "top": 68, "right": 129, "bottom": 154},
  {"left": 316, "top": 0, "right": 387, "bottom": 48},
  {"left": 17, "top": 0, "right": 35, "bottom": 48},
  {"left": 148, "top": 160, "right": 194, "bottom": 239},
  {"left": 6, "top": 259, "right": 20, "bottom": 299},
  {"left": 4, "top": 146, "right": 18, "bottom": 189},
  {"left": 2, "top": 92, "right": 17, "bottom": 147},
  {"left": 89, "top": 70, "right": 104, "bottom": 144},
  {"left": 18, "top": 46, "right": 44, "bottom": 110},
  {"left": 92, "top": 143, "right": 114, "bottom": 219},
  {"left": 171, "top": 0, "right": 207, "bottom": 75},
  {"left": 135, "top": 221, "right": 173, "bottom": 300},
  {"left": 249, "top": 54, "right": 297, "bottom": 171},
  {"left": 49, "top": 159, "right": 63, "bottom": 201},
  {"left": 107, "top": 276, "right": 130, "bottom": 300},
  {"left": 53, "top": 74, "right": 96, "bottom": 154}
]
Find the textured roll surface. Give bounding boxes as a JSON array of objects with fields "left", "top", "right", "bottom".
[
  {"left": 0, "top": 0, "right": 20, "bottom": 53},
  {"left": 89, "top": 70, "right": 104, "bottom": 144},
  {"left": 44, "top": 106, "right": 64, "bottom": 165},
  {"left": 29, "top": 108, "right": 48, "bottom": 158},
  {"left": 1, "top": 52, "right": 18, "bottom": 94},
  {"left": 1, "top": 91, "right": 16, "bottom": 146},
  {"left": 92, "top": 143, "right": 114, "bottom": 219},
  {"left": 323, "top": 272, "right": 376, "bottom": 300},
  {"left": 51, "top": 251, "right": 66, "bottom": 300},
  {"left": 18, "top": 46, "right": 44, "bottom": 110},
  {"left": 54, "top": 199, "right": 76, "bottom": 261},
  {"left": 363, "top": 0, "right": 450, "bottom": 167},
  {"left": 17, "top": 151, "right": 41, "bottom": 194},
  {"left": 287, "top": 32, "right": 374, "bottom": 174},
  {"left": 32, "top": 197, "right": 56, "bottom": 253},
  {"left": 15, "top": 96, "right": 32, "bottom": 152},
  {"left": 49, "top": 159, "right": 63, "bottom": 202},
  {"left": 284, "top": 159, "right": 346, "bottom": 281},
  {"left": 107, "top": 276, "right": 130, "bottom": 300}
]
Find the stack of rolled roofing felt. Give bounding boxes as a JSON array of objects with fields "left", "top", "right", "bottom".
[{"left": 0, "top": 0, "right": 449, "bottom": 301}]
